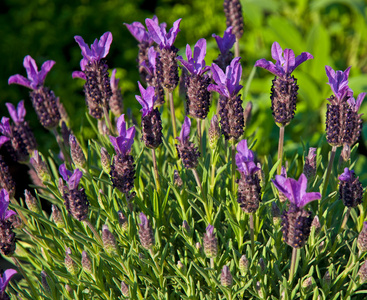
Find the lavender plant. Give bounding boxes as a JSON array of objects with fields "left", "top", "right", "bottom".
[{"left": 1, "top": 4, "right": 367, "bottom": 300}]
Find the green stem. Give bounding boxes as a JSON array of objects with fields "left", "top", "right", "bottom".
[
  {"left": 168, "top": 91, "right": 178, "bottom": 139},
  {"left": 210, "top": 152, "right": 216, "bottom": 193},
  {"left": 234, "top": 38, "right": 240, "bottom": 58},
  {"left": 322, "top": 146, "right": 337, "bottom": 198},
  {"left": 277, "top": 126, "right": 285, "bottom": 175},
  {"left": 341, "top": 207, "right": 351, "bottom": 231},
  {"left": 249, "top": 213, "right": 254, "bottom": 252},
  {"left": 289, "top": 247, "right": 298, "bottom": 283},
  {"left": 12, "top": 257, "right": 39, "bottom": 300},
  {"left": 151, "top": 148, "right": 161, "bottom": 194},
  {"left": 197, "top": 119, "right": 203, "bottom": 156},
  {"left": 192, "top": 168, "right": 210, "bottom": 222},
  {"left": 84, "top": 220, "right": 103, "bottom": 245},
  {"left": 103, "top": 106, "right": 115, "bottom": 135}
]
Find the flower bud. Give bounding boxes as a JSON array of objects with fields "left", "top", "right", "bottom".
[
  {"left": 311, "top": 215, "right": 321, "bottom": 234},
  {"left": 221, "top": 265, "right": 233, "bottom": 287},
  {"left": 203, "top": 225, "right": 218, "bottom": 258},
  {"left": 243, "top": 101, "right": 252, "bottom": 127},
  {"left": 102, "top": 225, "right": 118, "bottom": 255},
  {"left": 359, "top": 261, "right": 367, "bottom": 283},
  {"left": 41, "top": 271, "right": 51, "bottom": 295},
  {"left": 174, "top": 169, "right": 183, "bottom": 188},
  {"left": 30, "top": 151, "right": 50, "bottom": 181},
  {"left": 271, "top": 202, "right": 281, "bottom": 226},
  {"left": 51, "top": 205, "right": 65, "bottom": 228},
  {"left": 195, "top": 242, "right": 202, "bottom": 251},
  {"left": 100, "top": 147, "right": 111, "bottom": 174},
  {"left": 25, "top": 189, "right": 41, "bottom": 214},
  {"left": 118, "top": 211, "right": 128, "bottom": 231},
  {"left": 323, "top": 270, "right": 331, "bottom": 287},
  {"left": 259, "top": 258, "right": 266, "bottom": 272},
  {"left": 304, "top": 147, "right": 317, "bottom": 181},
  {"left": 239, "top": 255, "right": 249, "bottom": 274},
  {"left": 177, "top": 261, "right": 185, "bottom": 272},
  {"left": 121, "top": 281, "right": 129, "bottom": 297},
  {"left": 208, "top": 115, "right": 220, "bottom": 150},
  {"left": 302, "top": 277, "right": 313, "bottom": 291},
  {"left": 138, "top": 213, "right": 155, "bottom": 249},
  {"left": 81, "top": 251, "right": 92, "bottom": 273},
  {"left": 69, "top": 134, "right": 86, "bottom": 169},
  {"left": 65, "top": 248, "right": 78, "bottom": 276},
  {"left": 182, "top": 220, "right": 190, "bottom": 235}
]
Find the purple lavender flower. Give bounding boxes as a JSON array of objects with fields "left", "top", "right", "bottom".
[
  {"left": 176, "top": 117, "right": 200, "bottom": 169},
  {"left": 203, "top": 224, "right": 217, "bottom": 258},
  {"left": 255, "top": 42, "right": 313, "bottom": 78},
  {"left": 0, "top": 268, "right": 17, "bottom": 299},
  {"left": 138, "top": 213, "right": 155, "bottom": 249},
  {"left": 212, "top": 26, "right": 236, "bottom": 71},
  {"left": 221, "top": 265, "right": 233, "bottom": 287},
  {"left": 73, "top": 32, "right": 113, "bottom": 119},
  {"left": 0, "top": 101, "right": 37, "bottom": 162},
  {"left": 0, "top": 189, "right": 17, "bottom": 256},
  {"left": 177, "top": 38, "right": 211, "bottom": 119},
  {"left": 8, "top": 55, "right": 60, "bottom": 128},
  {"left": 223, "top": 0, "right": 244, "bottom": 39},
  {"left": 272, "top": 173, "right": 320, "bottom": 248},
  {"left": 236, "top": 140, "right": 261, "bottom": 213},
  {"left": 59, "top": 164, "right": 89, "bottom": 221},
  {"left": 109, "top": 69, "right": 123, "bottom": 116},
  {"left": 136, "top": 82, "right": 162, "bottom": 149},
  {"left": 338, "top": 167, "right": 364, "bottom": 208},
  {"left": 255, "top": 42, "right": 313, "bottom": 126},
  {"left": 325, "top": 66, "right": 365, "bottom": 147},
  {"left": 146, "top": 18, "right": 182, "bottom": 92},
  {"left": 208, "top": 57, "right": 244, "bottom": 141},
  {"left": 109, "top": 115, "right": 136, "bottom": 194}
]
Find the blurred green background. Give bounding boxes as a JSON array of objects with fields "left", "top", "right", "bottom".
[{"left": 1, "top": 0, "right": 367, "bottom": 180}]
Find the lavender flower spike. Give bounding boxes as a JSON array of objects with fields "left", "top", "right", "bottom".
[
  {"left": 213, "top": 26, "right": 236, "bottom": 55},
  {"left": 338, "top": 167, "right": 363, "bottom": 208},
  {"left": 325, "top": 66, "right": 352, "bottom": 103},
  {"left": 255, "top": 42, "right": 313, "bottom": 78},
  {"left": 0, "top": 189, "right": 16, "bottom": 221},
  {"left": 8, "top": 55, "right": 55, "bottom": 90},
  {"left": 145, "top": 18, "right": 181, "bottom": 50},
  {"left": 177, "top": 38, "right": 210, "bottom": 76},
  {"left": 272, "top": 173, "right": 321, "bottom": 208},
  {"left": 0, "top": 269, "right": 17, "bottom": 295},
  {"left": 109, "top": 114, "right": 136, "bottom": 156}
]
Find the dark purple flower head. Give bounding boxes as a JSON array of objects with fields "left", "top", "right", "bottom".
[
  {"left": 135, "top": 82, "right": 156, "bottom": 117},
  {"left": 145, "top": 18, "right": 181, "bottom": 49},
  {"left": 72, "top": 32, "right": 113, "bottom": 80},
  {"left": 235, "top": 140, "right": 260, "bottom": 175},
  {"left": 59, "top": 164, "right": 83, "bottom": 190},
  {"left": 109, "top": 114, "right": 135, "bottom": 155},
  {"left": 0, "top": 269, "right": 17, "bottom": 293},
  {"left": 208, "top": 57, "right": 243, "bottom": 98},
  {"left": 325, "top": 66, "right": 353, "bottom": 102},
  {"left": 125, "top": 16, "right": 166, "bottom": 44},
  {"left": 177, "top": 38, "right": 210, "bottom": 75},
  {"left": 339, "top": 167, "right": 355, "bottom": 182},
  {"left": 5, "top": 101, "right": 26, "bottom": 124},
  {"left": 255, "top": 42, "right": 313, "bottom": 78},
  {"left": 0, "top": 189, "right": 16, "bottom": 221},
  {"left": 212, "top": 26, "right": 236, "bottom": 55},
  {"left": 348, "top": 92, "right": 366, "bottom": 112},
  {"left": 272, "top": 173, "right": 321, "bottom": 208},
  {"left": 176, "top": 116, "right": 191, "bottom": 145},
  {"left": 8, "top": 55, "right": 56, "bottom": 90}
]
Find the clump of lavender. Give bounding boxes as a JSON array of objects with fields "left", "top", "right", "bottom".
[
  {"left": 177, "top": 38, "right": 211, "bottom": 120},
  {"left": 176, "top": 117, "right": 200, "bottom": 169},
  {"left": 325, "top": 66, "right": 365, "bottom": 147},
  {"left": 59, "top": 164, "right": 89, "bottom": 221},
  {"left": 0, "top": 189, "right": 17, "bottom": 256},
  {"left": 235, "top": 140, "right": 261, "bottom": 213},
  {"left": 146, "top": 18, "right": 181, "bottom": 92},
  {"left": 138, "top": 213, "right": 155, "bottom": 250},
  {"left": 109, "top": 114, "right": 136, "bottom": 195},
  {"left": 338, "top": 167, "right": 364, "bottom": 210},
  {"left": 272, "top": 173, "right": 321, "bottom": 249},
  {"left": 109, "top": 69, "right": 123, "bottom": 116},
  {"left": 8, "top": 55, "right": 61, "bottom": 129},
  {"left": 255, "top": 42, "right": 313, "bottom": 127},
  {"left": 73, "top": 32, "right": 113, "bottom": 120},
  {"left": 140, "top": 47, "right": 165, "bottom": 106},
  {"left": 208, "top": 57, "right": 244, "bottom": 142},
  {"left": 135, "top": 82, "right": 163, "bottom": 149},
  {"left": 0, "top": 268, "right": 17, "bottom": 299},
  {"left": 124, "top": 16, "right": 165, "bottom": 83},
  {"left": 212, "top": 27, "right": 236, "bottom": 71},
  {"left": 0, "top": 101, "right": 37, "bottom": 162}
]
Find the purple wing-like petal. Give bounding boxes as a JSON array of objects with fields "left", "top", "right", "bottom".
[
  {"left": 0, "top": 117, "right": 11, "bottom": 137},
  {"left": 206, "top": 224, "right": 214, "bottom": 236},
  {"left": 110, "top": 69, "right": 119, "bottom": 91},
  {"left": 0, "top": 136, "right": 10, "bottom": 148},
  {"left": 124, "top": 22, "right": 148, "bottom": 43},
  {"left": 0, "top": 189, "right": 10, "bottom": 220},
  {"left": 139, "top": 212, "right": 148, "bottom": 228},
  {"left": 166, "top": 18, "right": 181, "bottom": 48},
  {"left": 271, "top": 42, "right": 285, "bottom": 65},
  {"left": 75, "top": 36, "right": 92, "bottom": 60},
  {"left": 283, "top": 49, "right": 295, "bottom": 75},
  {"left": 6, "top": 101, "right": 26, "bottom": 123},
  {"left": 116, "top": 114, "right": 127, "bottom": 137},
  {"left": 177, "top": 116, "right": 191, "bottom": 144},
  {"left": 124, "top": 126, "right": 136, "bottom": 152},
  {"left": 8, "top": 74, "right": 33, "bottom": 89},
  {"left": 38, "top": 60, "right": 56, "bottom": 85},
  {"left": 213, "top": 26, "right": 236, "bottom": 54},
  {"left": 59, "top": 164, "right": 72, "bottom": 182},
  {"left": 72, "top": 71, "right": 86, "bottom": 80},
  {"left": 339, "top": 167, "right": 354, "bottom": 181},
  {"left": 211, "top": 63, "right": 226, "bottom": 86},
  {"left": 96, "top": 32, "right": 113, "bottom": 59},
  {"left": 207, "top": 84, "right": 227, "bottom": 97},
  {"left": 298, "top": 192, "right": 321, "bottom": 208},
  {"left": 1, "top": 269, "right": 17, "bottom": 292},
  {"left": 272, "top": 175, "right": 291, "bottom": 199},
  {"left": 194, "top": 38, "right": 207, "bottom": 66},
  {"left": 145, "top": 18, "right": 165, "bottom": 46},
  {"left": 236, "top": 139, "right": 254, "bottom": 162},
  {"left": 255, "top": 59, "right": 284, "bottom": 77},
  {"left": 23, "top": 55, "right": 39, "bottom": 86},
  {"left": 229, "top": 57, "right": 243, "bottom": 95},
  {"left": 292, "top": 52, "right": 314, "bottom": 72},
  {"left": 5, "top": 210, "right": 16, "bottom": 220},
  {"left": 109, "top": 136, "right": 119, "bottom": 153},
  {"left": 177, "top": 56, "right": 194, "bottom": 74},
  {"left": 67, "top": 169, "right": 83, "bottom": 190},
  {"left": 5, "top": 103, "right": 17, "bottom": 123}
]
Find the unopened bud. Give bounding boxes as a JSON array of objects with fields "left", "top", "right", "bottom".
[
  {"left": 209, "top": 115, "right": 220, "bottom": 149},
  {"left": 174, "top": 169, "right": 183, "bottom": 188},
  {"left": 102, "top": 225, "right": 118, "bottom": 255},
  {"left": 100, "top": 147, "right": 111, "bottom": 174},
  {"left": 121, "top": 281, "right": 129, "bottom": 297},
  {"left": 25, "top": 189, "right": 41, "bottom": 214},
  {"left": 319, "top": 240, "right": 325, "bottom": 252},
  {"left": 359, "top": 261, "right": 367, "bottom": 283},
  {"left": 259, "top": 258, "right": 265, "bottom": 272},
  {"left": 30, "top": 150, "right": 50, "bottom": 181},
  {"left": 177, "top": 261, "right": 185, "bottom": 272},
  {"left": 98, "top": 119, "right": 109, "bottom": 135},
  {"left": 81, "top": 251, "right": 92, "bottom": 273},
  {"left": 358, "top": 222, "right": 367, "bottom": 253},
  {"left": 239, "top": 255, "right": 249, "bottom": 274},
  {"left": 203, "top": 225, "right": 217, "bottom": 258},
  {"left": 243, "top": 101, "right": 252, "bottom": 127},
  {"left": 323, "top": 270, "right": 331, "bottom": 286},
  {"left": 221, "top": 265, "right": 233, "bottom": 287},
  {"left": 65, "top": 248, "right": 78, "bottom": 275},
  {"left": 41, "top": 271, "right": 51, "bottom": 295},
  {"left": 256, "top": 281, "right": 263, "bottom": 298},
  {"left": 182, "top": 220, "right": 190, "bottom": 235},
  {"left": 271, "top": 202, "right": 281, "bottom": 225},
  {"left": 304, "top": 147, "right": 317, "bottom": 181},
  {"left": 302, "top": 277, "right": 313, "bottom": 291},
  {"left": 118, "top": 211, "right": 128, "bottom": 231},
  {"left": 51, "top": 205, "right": 65, "bottom": 228},
  {"left": 195, "top": 242, "right": 202, "bottom": 251},
  {"left": 311, "top": 215, "right": 321, "bottom": 234},
  {"left": 69, "top": 134, "right": 86, "bottom": 169}
]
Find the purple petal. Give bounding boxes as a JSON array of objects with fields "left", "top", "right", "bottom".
[
  {"left": 5, "top": 103, "right": 17, "bottom": 123},
  {"left": 23, "top": 55, "right": 39, "bottom": 86},
  {"left": 109, "top": 136, "right": 119, "bottom": 153},
  {"left": 298, "top": 192, "right": 321, "bottom": 208},
  {"left": 281, "top": 166, "right": 287, "bottom": 177},
  {"left": 292, "top": 52, "right": 314, "bottom": 72},
  {"left": 339, "top": 167, "right": 354, "bottom": 181},
  {"left": 228, "top": 57, "right": 243, "bottom": 95},
  {"left": 0, "top": 189, "right": 10, "bottom": 220},
  {"left": 124, "top": 22, "right": 148, "bottom": 43},
  {"left": 205, "top": 224, "right": 214, "bottom": 236},
  {"left": 59, "top": 164, "right": 72, "bottom": 182},
  {"left": 124, "top": 126, "right": 136, "bottom": 151},
  {"left": 193, "top": 38, "right": 207, "bottom": 67},
  {"left": 185, "top": 44, "right": 192, "bottom": 62},
  {"left": 0, "top": 136, "right": 10, "bottom": 148},
  {"left": 1, "top": 269, "right": 17, "bottom": 292},
  {"left": 236, "top": 140, "right": 254, "bottom": 162},
  {"left": 4, "top": 210, "right": 16, "bottom": 220},
  {"left": 8, "top": 74, "right": 33, "bottom": 89},
  {"left": 254, "top": 59, "right": 284, "bottom": 77},
  {"left": 96, "top": 32, "right": 113, "bottom": 59},
  {"left": 72, "top": 71, "right": 86, "bottom": 80},
  {"left": 351, "top": 92, "right": 366, "bottom": 112},
  {"left": 145, "top": 18, "right": 165, "bottom": 46},
  {"left": 272, "top": 175, "right": 291, "bottom": 200},
  {"left": 177, "top": 116, "right": 191, "bottom": 144},
  {"left": 298, "top": 173, "right": 308, "bottom": 202},
  {"left": 0, "top": 117, "right": 11, "bottom": 136},
  {"left": 213, "top": 26, "right": 236, "bottom": 54},
  {"left": 271, "top": 42, "right": 285, "bottom": 65},
  {"left": 110, "top": 69, "right": 119, "bottom": 91},
  {"left": 139, "top": 212, "right": 148, "bottom": 228},
  {"left": 165, "top": 18, "right": 181, "bottom": 48},
  {"left": 211, "top": 63, "right": 226, "bottom": 86},
  {"left": 75, "top": 35, "right": 92, "bottom": 60},
  {"left": 207, "top": 84, "right": 228, "bottom": 97},
  {"left": 16, "top": 100, "right": 26, "bottom": 122},
  {"left": 6, "top": 101, "right": 26, "bottom": 123},
  {"left": 177, "top": 56, "right": 194, "bottom": 74},
  {"left": 38, "top": 60, "right": 56, "bottom": 85},
  {"left": 68, "top": 169, "right": 83, "bottom": 190},
  {"left": 147, "top": 47, "right": 158, "bottom": 70},
  {"left": 116, "top": 114, "right": 127, "bottom": 137},
  {"left": 283, "top": 49, "right": 295, "bottom": 75}
]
